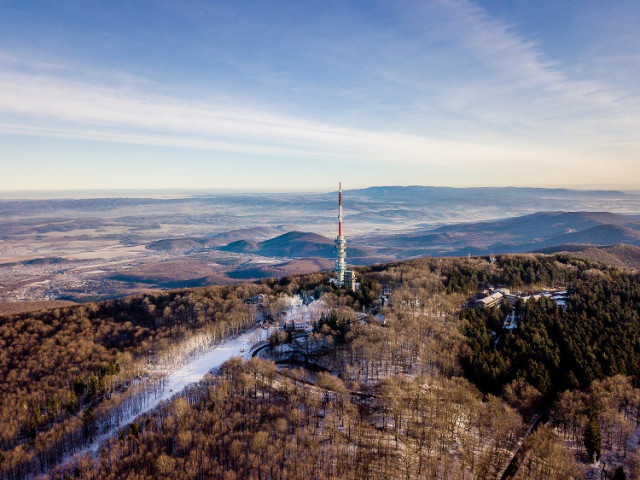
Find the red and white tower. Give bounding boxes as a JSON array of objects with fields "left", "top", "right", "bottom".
[{"left": 335, "top": 182, "right": 346, "bottom": 286}]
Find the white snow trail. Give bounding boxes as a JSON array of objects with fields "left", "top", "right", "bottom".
[{"left": 61, "top": 326, "right": 273, "bottom": 463}]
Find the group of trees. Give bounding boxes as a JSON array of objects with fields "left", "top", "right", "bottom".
[
  {"left": 462, "top": 269, "right": 640, "bottom": 397},
  {"left": 2, "top": 251, "right": 638, "bottom": 479},
  {"left": 0, "top": 283, "right": 269, "bottom": 479},
  {"left": 553, "top": 375, "right": 640, "bottom": 469},
  {"left": 460, "top": 260, "right": 640, "bottom": 477},
  {"left": 445, "top": 254, "right": 592, "bottom": 295},
  {"left": 47, "top": 357, "right": 530, "bottom": 480}
]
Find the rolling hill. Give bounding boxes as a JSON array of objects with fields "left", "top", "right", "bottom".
[
  {"left": 540, "top": 224, "right": 640, "bottom": 248},
  {"left": 226, "top": 257, "right": 335, "bottom": 279},
  {"left": 532, "top": 244, "right": 640, "bottom": 270},
  {"left": 220, "top": 231, "right": 375, "bottom": 259},
  {"left": 364, "top": 211, "right": 640, "bottom": 256},
  {"left": 220, "top": 239, "right": 260, "bottom": 253},
  {"left": 146, "top": 227, "right": 281, "bottom": 253}
]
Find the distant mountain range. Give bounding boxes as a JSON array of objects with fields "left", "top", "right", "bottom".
[
  {"left": 148, "top": 211, "right": 640, "bottom": 266},
  {"left": 146, "top": 227, "right": 282, "bottom": 253},
  {"left": 3, "top": 187, "right": 640, "bottom": 301},
  {"left": 365, "top": 211, "right": 640, "bottom": 257}
]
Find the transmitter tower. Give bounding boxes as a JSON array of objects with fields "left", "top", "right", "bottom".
[{"left": 335, "top": 182, "right": 346, "bottom": 286}]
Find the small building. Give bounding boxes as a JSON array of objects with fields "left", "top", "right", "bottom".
[
  {"left": 282, "top": 319, "right": 307, "bottom": 331},
  {"left": 246, "top": 294, "right": 265, "bottom": 305},
  {"left": 505, "top": 294, "right": 519, "bottom": 306},
  {"left": 473, "top": 288, "right": 509, "bottom": 309},
  {"left": 343, "top": 270, "right": 357, "bottom": 290},
  {"left": 474, "top": 291, "right": 505, "bottom": 309}
]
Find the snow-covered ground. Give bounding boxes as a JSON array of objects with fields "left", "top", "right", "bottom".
[
  {"left": 122, "top": 326, "right": 272, "bottom": 424},
  {"left": 65, "top": 326, "right": 272, "bottom": 462},
  {"left": 504, "top": 311, "right": 517, "bottom": 330},
  {"left": 55, "top": 294, "right": 323, "bottom": 471},
  {"left": 282, "top": 295, "right": 327, "bottom": 327}
]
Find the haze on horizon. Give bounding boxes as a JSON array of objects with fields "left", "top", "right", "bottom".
[{"left": 1, "top": 0, "right": 639, "bottom": 192}]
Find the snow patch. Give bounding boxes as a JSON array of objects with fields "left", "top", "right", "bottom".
[{"left": 64, "top": 326, "right": 272, "bottom": 462}]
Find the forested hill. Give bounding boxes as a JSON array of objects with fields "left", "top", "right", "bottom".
[
  {"left": 220, "top": 230, "right": 376, "bottom": 259},
  {"left": 533, "top": 243, "right": 640, "bottom": 269},
  {"left": 0, "top": 282, "right": 272, "bottom": 479},
  {"left": 462, "top": 271, "right": 640, "bottom": 395},
  {"left": 369, "top": 211, "right": 640, "bottom": 257},
  {"left": 2, "top": 252, "right": 640, "bottom": 479}
]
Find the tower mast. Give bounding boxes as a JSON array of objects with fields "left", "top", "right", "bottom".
[
  {"left": 338, "top": 182, "right": 343, "bottom": 236},
  {"left": 335, "top": 182, "right": 346, "bottom": 286}
]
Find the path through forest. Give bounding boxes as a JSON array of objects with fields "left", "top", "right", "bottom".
[
  {"left": 499, "top": 413, "right": 547, "bottom": 480},
  {"left": 58, "top": 326, "right": 274, "bottom": 467}
]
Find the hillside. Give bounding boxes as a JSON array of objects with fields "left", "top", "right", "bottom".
[
  {"left": 541, "top": 224, "right": 640, "bottom": 247},
  {"left": 146, "top": 227, "right": 281, "bottom": 253},
  {"left": 0, "top": 300, "right": 77, "bottom": 315},
  {"left": 146, "top": 237, "right": 204, "bottom": 253},
  {"left": 532, "top": 244, "right": 640, "bottom": 270},
  {"left": 4, "top": 253, "right": 640, "bottom": 479},
  {"left": 205, "top": 226, "right": 280, "bottom": 246},
  {"left": 4, "top": 253, "right": 639, "bottom": 479},
  {"left": 221, "top": 230, "right": 375, "bottom": 259},
  {"left": 433, "top": 211, "right": 640, "bottom": 235},
  {"left": 227, "top": 257, "right": 335, "bottom": 279},
  {"left": 259, "top": 231, "right": 335, "bottom": 257},
  {"left": 221, "top": 239, "right": 260, "bottom": 253},
  {"left": 366, "top": 211, "right": 640, "bottom": 256}
]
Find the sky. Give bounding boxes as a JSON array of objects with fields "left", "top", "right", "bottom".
[{"left": 0, "top": 0, "right": 639, "bottom": 192}]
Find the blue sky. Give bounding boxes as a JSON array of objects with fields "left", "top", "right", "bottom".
[{"left": 0, "top": 0, "right": 639, "bottom": 191}]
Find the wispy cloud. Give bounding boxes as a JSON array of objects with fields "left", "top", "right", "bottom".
[
  {"left": 0, "top": 67, "right": 584, "bottom": 170},
  {"left": 0, "top": 0, "right": 639, "bottom": 190},
  {"left": 404, "top": 0, "right": 639, "bottom": 138}
]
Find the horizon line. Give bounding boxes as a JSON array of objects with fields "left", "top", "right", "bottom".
[{"left": 0, "top": 184, "right": 638, "bottom": 200}]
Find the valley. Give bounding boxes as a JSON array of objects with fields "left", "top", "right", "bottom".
[
  {"left": 4, "top": 2, "right": 640, "bottom": 479},
  {"left": 1, "top": 187, "right": 640, "bottom": 303}
]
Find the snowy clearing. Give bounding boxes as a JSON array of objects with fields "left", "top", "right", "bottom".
[{"left": 64, "top": 326, "right": 272, "bottom": 462}]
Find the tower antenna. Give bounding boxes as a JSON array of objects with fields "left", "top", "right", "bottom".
[{"left": 335, "top": 182, "right": 346, "bottom": 286}]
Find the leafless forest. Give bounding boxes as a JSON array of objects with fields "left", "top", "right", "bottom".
[{"left": 2, "top": 254, "right": 640, "bottom": 479}]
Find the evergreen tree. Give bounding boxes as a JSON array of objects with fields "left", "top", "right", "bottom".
[
  {"left": 584, "top": 415, "right": 602, "bottom": 462},
  {"left": 88, "top": 372, "right": 99, "bottom": 399},
  {"left": 613, "top": 466, "right": 626, "bottom": 480}
]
